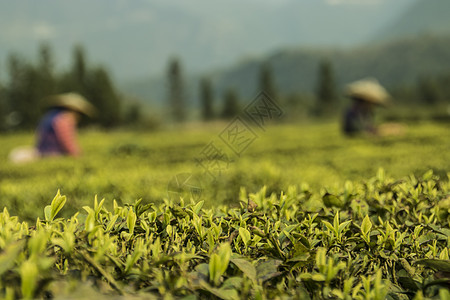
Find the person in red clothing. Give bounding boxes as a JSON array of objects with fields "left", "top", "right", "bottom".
[
  {"left": 8, "top": 93, "right": 96, "bottom": 163},
  {"left": 36, "top": 93, "right": 96, "bottom": 157}
]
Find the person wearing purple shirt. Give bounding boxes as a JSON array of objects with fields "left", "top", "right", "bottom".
[{"left": 36, "top": 93, "right": 96, "bottom": 156}]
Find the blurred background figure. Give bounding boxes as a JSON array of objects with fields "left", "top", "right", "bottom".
[
  {"left": 342, "top": 78, "right": 392, "bottom": 136},
  {"left": 36, "top": 93, "right": 96, "bottom": 156},
  {"left": 8, "top": 93, "right": 96, "bottom": 163}
]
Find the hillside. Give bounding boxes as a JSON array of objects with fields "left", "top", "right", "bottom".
[
  {"left": 0, "top": 0, "right": 413, "bottom": 81},
  {"left": 374, "top": 0, "right": 450, "bottom": 42},
  {"left": 123, "top": 33, "right": 450, "bottom": 107},
  {"left": 119, "top": 0, "right": 450, "bottom": 107}
]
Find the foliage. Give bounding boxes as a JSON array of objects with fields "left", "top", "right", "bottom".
[
  {"left": 417, "top": 76, "right": 441, "bottom": 105},
  {"left": 315, "top": 59, "right": 337, "bottom": 116},
  {"left": 58, "top": 44, "right": 122, "bottom": 128},
  {"left": 85, "top": 66, "right": 122, "bottom": 127},
  {"left": 0, "top": 121, "right": 449, "bottom": 223},
  {"left": 221, "top": 89, "right": 241, "bottom": 120},
  {"left": 1, "top": 43, "right": 125, "bottom": 131},
  {"left": 4, "top": 53, "right": 45, "bottom": 129},
  {"left": 167, "top": 57, "right": 186, "bottom": 123},
  {"left": 212, "top": 34, "right": 450, "bottom": 103},
  {"left": 259, "top": 62, "right": 277, "bottom": 101},
  {"left": 0, "top": 169, "right": 449, "bottom": 299},
  {"left": 200, "top": 77, "right": 215, "bottom": 121}
]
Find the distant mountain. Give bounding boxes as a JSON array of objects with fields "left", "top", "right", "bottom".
[
  {"left": 121, "top": 0, "right": 450, "bottom": 107},
  {"left": 4, "top": 0, "right": 448, "bottom": 109},
  {"left": 125, "top": 33, "right": 450, "bottom": 108},
  {"left": 212, "top": 34, "right": 450, "bottom": 100},
  {"left": 0, "top": 0, "right": 413, "bottom": 82},
  {"left": 374, "top": 0, "right": 450, "bottom": 42}
]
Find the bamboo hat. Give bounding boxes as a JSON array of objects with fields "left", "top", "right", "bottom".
[
  {"left": 47, "top": 93, "right": 97, "bottom": 117},
  {"left": 346, "top": 78, "right": 391, "bottom": 105}
]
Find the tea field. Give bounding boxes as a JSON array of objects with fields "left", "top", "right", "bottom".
[
  {"left": 0, "top": 120, "right": 449, "bottom": 298},
  {"left": 1, "top": 121, "right": 449, "bottom": 221}
]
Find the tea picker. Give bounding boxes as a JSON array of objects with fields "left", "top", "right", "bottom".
[{"left": 8, "top": 93, "right": 96, "bottom": 163}]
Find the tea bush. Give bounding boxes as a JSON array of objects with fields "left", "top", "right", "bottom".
[
  {"left": 1, "top": 121, "right": 449, "bottom": 222},
  {"left": 0, "top": 170, "right": 449, "bottom": 299}
]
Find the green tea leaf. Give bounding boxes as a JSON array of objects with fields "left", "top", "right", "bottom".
[
  {"left": 209, "top": 243, "right": 231, "bottom": 286},
  {"left": 415, "top": 259, "right": 450, "bottom": 273},
  {"left": 322, "top": 220, "right": 335, "bottom": 235},
  {"left": 218, "top": 243, "right": 231, "bottom": 272},
  {"left": 222, "top": 276, "right": 243, "bottom": 290},
  {"left": 85, "top": 211, "right": 95, "bottom": 232},
  {"left": 322, "top": 193, "right": 344, "bottom": 208},
  {"left": 49, "top": 190, "right": 66, "bottom": 221},
  {"left": 256, "top": 259, "right": 283, "bottom": 282},
  {"left": 105, "top": 214, "right": 119, "bottom": 232},
  {"left": 231, "top": 258, "right": 256, "bottom": 282},
  {"left": 127, "top": 209, "right": 137, "bottom": 235},
  {"left": 20, "top": 260, "right": 39, "bottom": 299},
  {"left": 44, "top": 205, "right": 51, "bottom": 222},
  {"left": 239, "top": 227, "right": 251, "bottom": 247},
  {"left": 193, "top": 200, "right": 205, "bottom": 215},
  {"left": 312, "top": 273, "right": 326, "bottom": 282},
  {"left": 199, "top": 280, "right": 239, "bottom": 300},
  {"left": 0, "top": 240, "right": 25, "bottom": 276},
  {"left": 361, "top": 215, "right": 372, "bottom": 237},
  {"left": 338, "top": 220, "right": 351, "bottom": 233}
]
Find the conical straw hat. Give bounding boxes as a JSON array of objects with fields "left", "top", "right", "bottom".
[
  {"left": 46, "top": 93, "right": 97, "bottom": 117},
  {"left": 346, "top": 78, "right": 391, "bottom": 105}
]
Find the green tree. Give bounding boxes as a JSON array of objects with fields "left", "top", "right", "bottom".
[
  {"left": 0, "top": 80, "right": 5, "bottom": 131},
  {"left": 85, "top": 66, "right": 121, "bottom": 127},
  {"left": 221, "top": 88, "right": 240, "bottom": 119},
  {"left": 57, "top": 45, "right": 123, "bottom": 127},
  {"left": 200, "top": 77, "right": 214, "bottom": 121},
  {"left": 167, "top": 58, "right": 186, "bottom": 122},
  {"left": 5, "top": 54, "right": 42, "bottom": 129},
  {"left": 72, "top": 44, "right": 87, "bottom": 92},
  {"left": 259, "top": 62, "right": 277, "bottom": 100},
  {"left": 59, "top": 44, "right": 88, "bottom": 93},
  {"left": 36, "top": 42, "right": 56, "bottom": 97},
  {"left": 123, "top": 101, "right": 142, "bottom": 125},
  {"left": 315, "top": 59, "right": 336, "bottom": 115},
  {"left": 417, "top": 76, "right": 441, "bottom": 104}
]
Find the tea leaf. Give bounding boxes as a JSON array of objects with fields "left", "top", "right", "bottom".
[
  {"left": 49, "top": 190, "right": 66, "bottom": 221},
  {"left": 415, "top": 259, "right": 450, "bottom": 273},
  {"left": 312, "top": 273, "right": 326, "bottom": 282},
  {"left": 209, "top": 243, "right": 231, "bottom": 285},
  {"left": 239, "top": 227, "right": 251, "bottom": 247},
  {"left": 256, "top": 259, "right": 283, "bottom": 282},
  {"left": 199, "top": 280, "right": 239, "bottom": 300},
  {"left": 20, "top": 260, "right": 39, "bottom": 299},
  {"left": 361, "top": 215, "right": 372, "bottom": 237},
  {"left": 193, "top": 200, "right": 205, "bottom": 215},
  {"left": 127, "top": 209, "right": 137, "bottom": 235},
  {"left": 322, "top": 193, "right": 344, "bottom": 208},
  {"left": 0, "top": 240, "right": 25, "bottom": 276},
  {"left": 231, "top": 258, "right": 256, "bottom": 282},
  {"left": 44, "top": 205, "right": 51, "bottom": 222}
]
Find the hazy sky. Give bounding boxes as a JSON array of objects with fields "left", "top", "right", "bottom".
[{"left": 0, "top": 0, "right": 415, "bottom": 81}]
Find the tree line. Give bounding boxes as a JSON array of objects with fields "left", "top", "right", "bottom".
[
  {"left": 1, "top": 42, "right": 447, "bottom": 131},
  {"left": 168, "top": 57, "right": 340, "bottom": 123},
  {"left": 0, "top": 47, "right": 348, "bottom": 130},
  {"left": 186, "top": 57, "right": 450, "bottom": 123},
  {"left": 0, "top": 43, "right": 138, "bottom": 131}
]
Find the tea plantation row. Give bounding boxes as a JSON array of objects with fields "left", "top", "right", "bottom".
[
  {"left": 1, "top": 121, "right": 449, "bottom": 223},
  {"left": 0, "top": 170, "right": 449, "bottom": 299}
]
